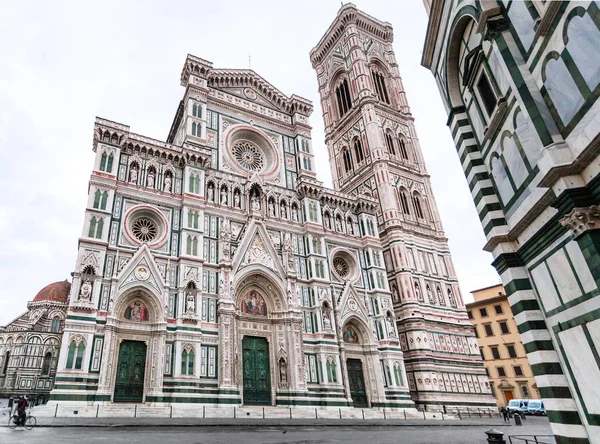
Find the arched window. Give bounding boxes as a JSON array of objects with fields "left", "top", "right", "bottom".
[
  {"left": 66, "top": 340, "right": 85, "bottom": 370},
  {"left": 335, "top": 78, "right": 353, "bottom": 118},
  {"left": 371, "top": 68, "right": 390, "bottom": 104},
  {"left": 111, "top": 133, "right": 118, "bottom": 145},
  {"left": 106, "top": 153, "right": 114, "bottom": 173},
  {"left": 393, "top": 363, "right": 403, "bottom": 386},
  {"left": 398, "top": 138, "right": 409, "bottom": 160},
  {"left": 413, "top": 193, "right": 424, "bottom": 219},
  {"left": 99, "top": 152, "right": 107, "bottom": 171},
  {"left": 93, "top": 189, "right": 101, "bottom": 209},
  {"left": 2, "top": 351, "right": 9, "bottom": 375},
  {"left": 353, "top": 137, "right": 364, "bottom": 163},
  {"left": 51, "top": 317, "right": 60, "bottom": 333},
  {"left": 181, "top": 347, "right": 195, "bottom": 376},
  {"left": 95, "top": 218, "right": 104, "bottom": 239},
  {"left": 42, "top": 352, "right": 52, "bottom": 376},
  {"left": 100, "top": 191, "right": 108, "bottom": 210},
  {"left": 385, "top": 132, "right": 396, "bottom": 156},
  {"left": 341, "top": 148, "right": 352, "bottom": 173},
  {"left": 399, "top": 189, "right": 410, "bottom": 215},
  {"left": 88, "top": 218, "right": 97, "bottom": 237}
]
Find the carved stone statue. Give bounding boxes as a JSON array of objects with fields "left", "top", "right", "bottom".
[
  {"left": 348, "top": 221, "right": 354, "bottom": 235},
  {"left": 251, "top": 193, "right": 261, "bottom": 211},
  {"left": 323, "top": 309, "right": 332, "bottom": 331},
  {"left": 79, "top": 279, "right": 92, "bottom": 301},
  {"left": 319, "top": 287, "right": 328, "bottom": 301},
  {"left": 163, "top": 175, "right": 172, "bottom": 193},
  {"left": 281, "top": 204, "right": 287, "bottom": 219},
  {"left": 129, "top": 165, "right": 138, "bottom": 184},
  {"left": 207, "top": 184, "right": 215, "bottom": 202},
  {"left": 335, "top": 218, "right": 342, "bottom": 232},
  {"left": 234, "top": 190, "right": 241, "bottom": 208},
  {"left": 392, "top": 284, "right": 399, "bottom": 302},
  {"left": 147, "top": 170, "right": 155, "bottom": 188},
  {"left": 269, "top": 200, "right": 275, "bottom": 217},
  {"left": 219, "top": 277, "right": 225, "bottom": 295},
  {"left": 283, "top": 233, "right": 292, "bottom": 252},
  {"left": 220, "top": 188, "right": 227, "bottom": 205},
  {"left": 325, "top": 216, "right": 331, "bottom": 230},
  {"left": 279, "top": 358, "right": 288, "bottom": 385},
  {"left": 221, "top": 218, "right": 231, "bottom": 241},
  {"left": 387, "top": 316, "right": 397, "bottom": 338},
  {"left": 291, "top": 206, "right": 298, "bottom": 222},
  {"left": 185, "top": 291, "right": 195, "bottom": 314}
]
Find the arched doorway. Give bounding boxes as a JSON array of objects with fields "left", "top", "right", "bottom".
[{"left": 342, "top": 321, "right": 371, "bottom": 408}]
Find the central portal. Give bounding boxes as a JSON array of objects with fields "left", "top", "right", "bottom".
[
  {"left": 347, "top": 358, "right": 368, "bottom": 407},
  {"left": 114, "top": 340, "right": 147, "bottom": 403},
  {"left": 242, "top": 336, "right": 271, "bottom": 405}
]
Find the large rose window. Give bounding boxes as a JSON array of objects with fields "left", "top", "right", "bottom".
[
  {"left": 332, "top": 257, "right": 349, "bottom": 278},
  {"left": 232, "top": 141, "right": 265, "bottom": 172},
  {"left": 330, "top": 249, "right": 359, "bottom": 282},
  {"left": 132, "top": 217, "right": 158, "bottom": 243},
  {"left": 123, "top": 205, "right": 169, "bottom": 248}
]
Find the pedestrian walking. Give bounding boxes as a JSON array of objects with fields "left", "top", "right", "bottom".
[{"left": 500, "top": 406, "right": 509, "bottom": 422}]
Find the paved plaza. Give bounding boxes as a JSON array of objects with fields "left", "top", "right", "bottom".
[{"left": 1, "top": 416, "right": 554, "bottom": 444}]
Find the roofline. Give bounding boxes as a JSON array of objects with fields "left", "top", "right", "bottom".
[{"left": 470, "top": 283, "right": 504, "bottom": 295}]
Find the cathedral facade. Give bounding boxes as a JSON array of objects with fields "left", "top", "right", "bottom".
[
  {"left": 49, "top": 5, "right": 493, "bottom": 410},
  {"left": 422, "top": 0, "right": 600, "bottom": 441}
]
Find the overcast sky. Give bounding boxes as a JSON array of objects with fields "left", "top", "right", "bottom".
[{"left": 0, "top": 0, "right": 500, "bottom": 324}]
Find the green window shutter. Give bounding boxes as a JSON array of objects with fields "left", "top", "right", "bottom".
[
  {"left": 100, "top": 152, "right": 107, "bottom": 171},
  {"left": 188, "top": 176, "right": 193, "bottom": 193},
  {"left": 187, "top": 211, "right": 193, "bottom": 228},
  {"left": 194, "top": 176, "right": 200, "bottom": 194},
  {"left": 194, "top": 213, "right": 199, "bottom": 229},
  {"left": 96, "top": 218, "right": 104, "bottom": 239},
  {"left": 93, "top": 190, "right": 101, "bottom": 209},
  {"left": 181, "top": 350, "right": 187, "bottom": 375},
  {"left": 88, "top": 218, "right": 97, "bottom": 237},
  {"left": 192, "top": 237, "right": 198, "bottom": 256},
  {"left": 106, "top": 154, "right": 114, "bottom": 173},
  {"left": 100, "top": 192, "right": 108, "bottom": 210},
  {"left": 66, "top": 342, "right": 76, "bottom": 369},
  {"left": 385, "top": 365, "right": 392, "bottom": 387},
  {"left": 186, "top": 236, "right": 192, "bottom": 255}
]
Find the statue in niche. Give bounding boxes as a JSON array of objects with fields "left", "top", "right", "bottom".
[
  {"left": 185, "top": 291, "right": 195, "bottom": 314},
  {"left": 387, "top": 315, "right": 397, "bottom": 338},
  {"left": 283, "top": 232, "right": 292, "bottom": 252},
  {"left": 207, "top": 183, "right": 215, "bottom": 202},
  {"left": 220, "top": 188, "right": 228, "bottom": 205},
  {"left": 391, "top": 284, "right": 399, "bottom": 302},
  {"left": 335, "top": 218, "right": 342, "bottom": 232},
  {"left": 291, "top": 206, "right": 298, "bottom": 222},
  {"left": 147, "top": 170, "right": 155, "bottom": 188},
  {"left": 281, "top": 203, "right": 287, "bottom": 219},
  {"left": 163, "top": 175, "right": 172, "bottom": 193},
  {"left": 221, "top": 218, "right": 231, "bottom": 241},
  {"left": 269, "top": 200, "right": 275, "bottom": 217},
  {"left": 347, "top": 221, "right": 354, "bottom": 235},
  {"left": 322, "top": 308, "right": 332, "bottom": 331},
  {"left": 251, "top": 191, "right": 261, "bottom": 211},
  {"left": 427, "top": 285, "right": 435, "bottom": 304},
  {"left": 279, "top": 357, "right": 288, "bottom": 386},
  {"left": 234, "top": 190, "right": 241, "bottom": 208},
  {"left": 129, "top": 165, "right": 138, "bottom": 184},
  {"left": 79, "top": 279, "right": 92, "bottom": 301},
  {"left": 319, "top": 287, "right": 328, "bottom": 302},
  {"left": 325, "top": 215, "right": 331, "bottom": 230}
]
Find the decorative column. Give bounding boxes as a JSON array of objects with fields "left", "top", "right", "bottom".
[{"left": 218, "top": 218, "right": 235, "bottom": 389}]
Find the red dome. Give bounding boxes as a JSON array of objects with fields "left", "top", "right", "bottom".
[{"left": 32, "top": 280, "right": 71, "bottom": 303}]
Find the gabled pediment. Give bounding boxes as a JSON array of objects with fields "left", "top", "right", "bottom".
[
  {"left": 338, "top": 282, "right": 370, "bottom": 324},
  {"left": 232, "top": 220, "right": 285, "bottom": 278},
  {"left": 116, "top": 244, "right": 166, "bottom": 295}
]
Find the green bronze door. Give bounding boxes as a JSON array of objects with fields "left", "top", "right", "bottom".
[
  {"left": 242, "top": 336, "right": 271, "bottom": 405},
  {"left": 114, "top": 340, "right": 147, "bottom": 403},
  {"left": 347, "top": 358, "right": 368, "bottom": 408}
]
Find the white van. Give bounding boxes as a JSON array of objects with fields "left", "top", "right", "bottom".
[
  {"left": 527, "top": 400, "right": 546, "bottom": 415},
  {"left": 507, "top": 399, "right": 529, "bottom": 415}
]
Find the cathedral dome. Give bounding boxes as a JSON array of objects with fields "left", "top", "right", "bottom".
[{"left": 32, "top": 280, "right": 71, "bottom": 303}]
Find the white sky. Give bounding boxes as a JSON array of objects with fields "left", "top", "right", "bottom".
[{"left": 0, "top": 0, "right": 500, "bottom": 325}]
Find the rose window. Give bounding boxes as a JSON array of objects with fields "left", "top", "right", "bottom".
[
  {"left": 333, "top": 257, "right": 349, "bottom": 278},
  {"left": 132, "top": 217, "right": 158, "bottom": 243},
  {"left": 232, "top": 141, "right": 265, "bottom": 172}
]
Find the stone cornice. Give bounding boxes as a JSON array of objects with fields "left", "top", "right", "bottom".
[
  {"left": 421, "top": 0, "right": 443, "bottom": 69},
  {"left": 310, "top": 3, "right": 394, "bottom": 68}
]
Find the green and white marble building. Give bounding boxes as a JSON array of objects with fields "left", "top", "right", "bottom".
[
  {"left": 422, "top": 0, "right": 600, "bottom": 442},
  {"left": 44, "top": 5, "right": 493, "bottom": 411}
]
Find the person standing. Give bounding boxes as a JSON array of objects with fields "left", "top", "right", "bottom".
[{"left": 500, "top": 406, "right": 509, "bottom": 422}]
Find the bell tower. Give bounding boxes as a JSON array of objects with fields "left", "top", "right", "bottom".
[{"left": 311, "top": 4, "right": 495, "bottom": 409}]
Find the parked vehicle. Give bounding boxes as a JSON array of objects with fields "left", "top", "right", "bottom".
[
  {"left": 507, "top": 399, "right": 529, "bottom": 415},
  {"left": 527, "top": 400, "right": 546, "bottom": 415}
]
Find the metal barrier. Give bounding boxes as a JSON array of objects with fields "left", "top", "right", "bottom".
[{"left": 508, "top": 435, "right": 555, "bottom": 444}]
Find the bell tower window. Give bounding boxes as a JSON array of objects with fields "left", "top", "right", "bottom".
[
  {"left": 371, "top": 69, "right": 390, "bottom": 104},
  {"left": 353, "top": 137, "right": 364, "bottom": 163},
  {"left": 335, "top": 78, "right": 352, "bottom": 118}
]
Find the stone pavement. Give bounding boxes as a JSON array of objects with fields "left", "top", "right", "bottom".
[{"left": 0, "top": 417, "right": 556, "bottom": 444}]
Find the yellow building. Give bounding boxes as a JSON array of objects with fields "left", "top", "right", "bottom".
[{"left": 466, "top": 284, "right": 539, "bottom": 407}]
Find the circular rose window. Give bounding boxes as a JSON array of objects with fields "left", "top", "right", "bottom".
[
  {"left": 232, "top": 141, "right": 265, "bottom": 172},
  {"left": 330, "top": 249, "right": 359, "bottom": 282},
  {"left": 332, "top": 257, "right": 349, "bottom": 278},
  {"left": 132, "top": 217, "right": 158, "bottom": 243}
]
